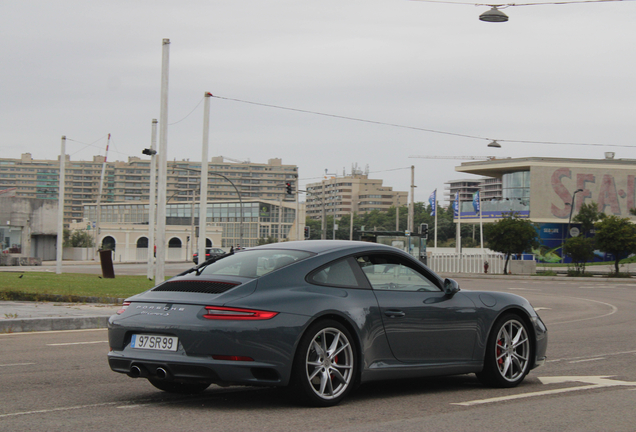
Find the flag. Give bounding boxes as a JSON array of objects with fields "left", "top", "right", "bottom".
[
  {"left": 453, "top": 192, "right": 459, "bottom": 217},
  {"left": 472, "top": 190, "right": 480, "bottom": 214},
  {"left": 428, "top": 190, "right": 436, "bottom": 216}
]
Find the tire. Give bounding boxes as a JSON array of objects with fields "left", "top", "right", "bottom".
[
  {"left": 477, "top": 313, "right": 532, "bottom": 388},
  {"left": 148, "top": 378, "right": 211, "bottom": 394},
  {"left": 291, "top": 319, "right": 357, "bottom": 407}
]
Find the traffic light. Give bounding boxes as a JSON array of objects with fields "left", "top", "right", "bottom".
[
  {"left": 420, "top": 223, "right": 429, "bottom": 239},
  {"left": 142, "top": 148, "right": 157, "bottom": 156},
  {"left": 286, "top": 182, "right": 293, "bottom": 195},
  {"left": 304, "top": 226, "right": 310, "bottom": 239}
]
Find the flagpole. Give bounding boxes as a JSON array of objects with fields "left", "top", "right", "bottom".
[{"left": 434, "top": 197, "right": 438, "bottom": 249}]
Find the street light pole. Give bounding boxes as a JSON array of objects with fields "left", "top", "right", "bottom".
[
  {"left": 147, "top": 119, "right": 157, "bottom": 280},
  {"left": 155, "top": 38, "right": 170, "bottom": 282},
  {"left": 198, "top": 92, "right": 211, "bottom": 259},
  {"left": 56, "top": 136, "right": 66, "bottom": 275},
  {"left": 567, "top": 188, "right": 584, "bottom": 238}
]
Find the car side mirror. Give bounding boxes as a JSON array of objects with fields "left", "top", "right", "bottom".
[{"left": 443, "top": 278, "right": 460, "bottom": 297}]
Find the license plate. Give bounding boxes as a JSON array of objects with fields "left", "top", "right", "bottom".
[{"left": 131, "top": 334, "right": 178, "bottom": 351}]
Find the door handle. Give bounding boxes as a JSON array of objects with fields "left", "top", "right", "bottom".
[{"left": 384, "top": 310, "right": 405, "bottom": 318}]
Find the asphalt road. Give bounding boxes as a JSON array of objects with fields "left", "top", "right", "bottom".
[{"left": 1, "top": 277, "right": 635, "bottom": 431}]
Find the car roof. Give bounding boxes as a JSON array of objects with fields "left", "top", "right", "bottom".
[{"left": 252, "top": 240, "right": 400, "bottom": 254}]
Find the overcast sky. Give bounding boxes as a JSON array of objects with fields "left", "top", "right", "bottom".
[{"left": 2, "top": 0, "right": 635, "bottom": 204}]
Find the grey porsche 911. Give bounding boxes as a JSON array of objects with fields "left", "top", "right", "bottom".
[{"left": 107, "top": 240, "right": 547, "bottom": 407}]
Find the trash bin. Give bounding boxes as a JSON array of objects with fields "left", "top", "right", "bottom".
[{"left": 98, "top": 249, "right": 115, "bottom": 279}]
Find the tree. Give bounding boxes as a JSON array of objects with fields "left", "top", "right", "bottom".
[
  {"left": 563, "top": 236, "right": 595, "bottom": 275},
  {"left": 594, "top": 215, "right": 636, "bottom": 274},
  {"left": 573, "top": 201, "right": 605, "bottom": 235},
  {"left": 485, "top": 213, "right": 540, "bottom": 274},
  {"left": 63, "top": 228, "right": 95, "bottom": 248}
]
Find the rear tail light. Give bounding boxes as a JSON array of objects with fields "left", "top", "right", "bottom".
[
  {"left": 204, "top": 306, "right": 278, "bottom": 320},
  {"left": 212, "top": 355, "right": 254, "bottom": 361},
  {"left": 116, "top": 301, "right": 131, "bottom": 315}
]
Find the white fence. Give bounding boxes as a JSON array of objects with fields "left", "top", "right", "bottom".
[{"left": 428, "top": 253, "right": 506, "bottom": 274}]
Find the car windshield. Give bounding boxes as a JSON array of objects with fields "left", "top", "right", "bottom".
[{"left": 199, "top": 249, "right": 313, "bottom": 278}]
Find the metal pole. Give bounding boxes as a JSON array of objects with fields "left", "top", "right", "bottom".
[
  {"left": 279, "top": 195, "right": 283, "bottom": 241},
  {"left": 321, "top": 179, "right": 326, "bottom": 240},
  {"left": 395, "top": 196, "right": 399, "bottom": 231},
  {"left": 56, "top": 136, "right": 66, "bottom": 274},
  {"left": 434, "top": 196, "right": 438, "bottom": 249},
  {"left": 198, "top": 93, "right": 211, "bottom": 258},
  {"left": 94, "top": 134, "right": 110, "bottom": 260},
  {"left": 295, "top": 176, "right": 300, "bottom": 241},
  {"left": 155, "top": 38, "right": 170, "bottom": 282},
  {"left": 350, "top": 208, "right": 354, "bottom": 241},
  {"left": 147, "top": 120, "right": 157, "bottom": 280},
  {"left": 409, "top": 165, "right": 415, "bottom": 233}
]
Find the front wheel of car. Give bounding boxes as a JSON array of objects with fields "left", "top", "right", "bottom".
[
  {"left": 477, "top": 313, "right": 532, "bottom": 388},
  {"left": 291, "top": 319, "right": 357, "bottom": 407},
  {"left": 148, "top": 378, "right": 211, "bottom": 394}
]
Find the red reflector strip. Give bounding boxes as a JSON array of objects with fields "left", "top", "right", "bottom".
[
  {"left": 204, "top": 306, "right": 278, "bottom": 320},
  {"left": 116, "top": 302, "right": 131, "bottom": 315},
  {"left": 212, "top": 355, "right": 254, "bottom": 362}
]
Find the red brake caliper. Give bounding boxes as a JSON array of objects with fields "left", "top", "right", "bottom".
[{"left": 497, "top": 339, "right": 504, "bottom": 365}]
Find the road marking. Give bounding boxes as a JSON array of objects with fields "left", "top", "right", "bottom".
[
  {"left": 0, "top": 362, "right": 36, "bottom": 367},
  {"left": 46, "top": 340, "right": 108, "bottom": 346},
  {"left": 508, "top": 288, "right": 541, "bottom": 291},
  {"left": 549, "top": 349, "right": 636, "bottom": 363},
  {"left": 550, "top": 297, "right": 617, "bottom": 325},
  {"left": 534, "top": 307, "right": 551, "bottom": 311},
  {"left": 0, "top": 402, "right": 118, "bottom": 418},
  {"left": 569, "top": 357, "right": 605, "bottom": 364},
  {"left": 453, "top": 376, "right": 636, "bottom": 407}
]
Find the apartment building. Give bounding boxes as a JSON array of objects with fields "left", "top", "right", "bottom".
[
  {"left": 305, "top": 172, "right": 407, "bottom": 220},
  {"left": 444, "top": 177, "right": 503, "bottom": 205},
  {"left": 0, "top": 154, "right": 298, "bottom": 225}
]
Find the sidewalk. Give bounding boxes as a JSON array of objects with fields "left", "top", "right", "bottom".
[{"left": 0, "top": 300, "right": 120, "bottom": 333}]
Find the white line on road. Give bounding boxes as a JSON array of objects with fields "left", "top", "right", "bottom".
[
  {"left": 0, "top": 402, "right": 118, "bottom": 418},
  {"left": 0, "top": 362, "right": 36, "bottom": 367},
  {"left": 549, "top": 349, "right": 636, "bottom": 363},
  {"left": 46, "top": 341, "right": 108, "bottom": 346},
  {"left": 453, "top": 376, "right": 636, "bottom": 407},
  {"left": 569, "top": 357, "right": 605, "bottom": 364}
]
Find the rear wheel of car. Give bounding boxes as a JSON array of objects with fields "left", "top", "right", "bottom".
[
  {"left": 477, "top": 313, "right": 531, "bottom": 388},
  {"left": 148, "top": 378, "right": 211, "bottom": 394},
  {"left": 291, "top": 319, "right": 357, "bottom": 407}
]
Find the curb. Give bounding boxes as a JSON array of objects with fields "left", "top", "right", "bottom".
[{"left": 0, "top": 315, "right": 110, "bottom": 334}]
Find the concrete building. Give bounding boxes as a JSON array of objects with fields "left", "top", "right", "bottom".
[
  {"left": 453, "top": 154, "right": 636, "bottom": 261},
  {"left": 0, "top": 154, "right": 298, "bottom": 226},
  {"left": 0, "top": 195, "right": 58, "bottom": 263},
  {"left": 305, "top": 170, "right": 407, "bottom": 220},
  {"left": 76, "top": 199, "right": 306, "bottom": 262}
]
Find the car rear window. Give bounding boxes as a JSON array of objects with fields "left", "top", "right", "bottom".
[{"left": 199, "top": 249, "right": 313, "bottom": 278}]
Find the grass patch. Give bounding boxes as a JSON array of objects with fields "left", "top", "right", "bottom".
[
  {"left": 0, "top": 272, "right": 155, "bottom": 301},
  {"left": 536, "top": 270, "right": 558, "bottom": 276}
]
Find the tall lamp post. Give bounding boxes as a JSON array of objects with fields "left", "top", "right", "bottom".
[{"left": 567, "top": 188, "right": 584, "bottom": 238}]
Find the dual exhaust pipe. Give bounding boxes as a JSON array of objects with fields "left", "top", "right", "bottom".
[{"left": 128, "top": 364, "right": 169, "bottom": 380}]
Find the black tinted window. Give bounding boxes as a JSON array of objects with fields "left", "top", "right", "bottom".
[{"left": 308, "top": 258, "right": 360, "bottom": 287}]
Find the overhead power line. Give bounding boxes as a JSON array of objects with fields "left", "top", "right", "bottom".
[{"left": 210, "top": 94, "right": 636, "bottom": 149}]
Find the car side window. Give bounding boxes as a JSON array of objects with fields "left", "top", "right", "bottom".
[
  {"left": 356, "top": 254, "right": 439, "bottom": 292},
  {"left": 308, "top": 258, "right": 360, "bottom": 288}
]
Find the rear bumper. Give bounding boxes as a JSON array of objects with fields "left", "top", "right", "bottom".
[{"left": 108, "top": 351, "right": 284, "bottom": 386}]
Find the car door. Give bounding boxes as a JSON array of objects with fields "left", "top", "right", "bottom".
[{"left": 355, "top": 253, "right": 478, "bottom": 363}]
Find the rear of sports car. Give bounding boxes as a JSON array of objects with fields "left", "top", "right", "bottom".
[{"left": 107, "top": 275, "right": 308, "bottom": 391}]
